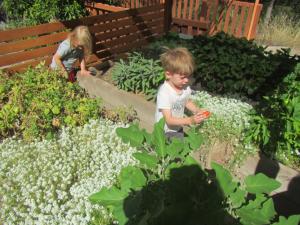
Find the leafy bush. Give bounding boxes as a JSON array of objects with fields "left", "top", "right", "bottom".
[
  {"left": 112, "top": 52, "right": 164, "bottom": 100},
  {"left": 2, "top": 0, "right": 87, "bottom": 26},
  {"left": 0, "top": 63, "right": 102, "bottom": 141},
  {"left": 245, "top": 63, "right": 300, "bottom": 167},
  {"left": 90, "top": 120, "right": 300, "bottom": 225},
  {"left": 0, "top": 119, "right": 137, "bottom": 224},
  {"left": 190, "top": 32, "right": 299, "bottom": 97}
]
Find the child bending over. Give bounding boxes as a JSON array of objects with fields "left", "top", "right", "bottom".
[
  {"left": 50, "top": 25, "right": 92, "bottom": 82},
  {"left": 155, "top": 47, "right": 208, "bottom": 139}
]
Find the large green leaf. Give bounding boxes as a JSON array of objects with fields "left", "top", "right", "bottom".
[
  {"left": 272, "top": 215, "right": 300, "bottom": 225},
  {"left": 133, "top": 152, "right": 158, "bottom": 169},
  {"left": 166, "top": 138, "right": 184, "bottom": 158},
  {"left": 89, "top": 186, "right": 128, "bottom": 206},
  {"left": 245, "top": 173, "right": 281, "bottom": 194},
  {"left": 116, "top": 124, "right": 144, "bottom": 147},
  {"left": 211, "top": 162, "right": 237, "bottom": 197},
  {"left": 112, "top": 204, "right": 128, "bottom": 225},
  {"left": 119, "top": 166, "right": 147, "bottom": 191},
  {"left": 236, "top": 207, "right": 270, "bottom": 225},
  {"left": 184, "top": 155, "right": 201, "bottom": 167},
  {"left": 152, "top": 119, "right": 166, "bottom": 157},
  {"left": 229, "top": 187, "right": 246, "bottom": 208},
  {"left": 261, "top": 198, "right": 276, "bottom": 221},
  {"left": 185, "top": 128, "right": 203, "bottom": 150}
]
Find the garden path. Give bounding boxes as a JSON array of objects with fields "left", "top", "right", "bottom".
[{"left": 78, "top": 74, "right": 300, "bottom": 217}]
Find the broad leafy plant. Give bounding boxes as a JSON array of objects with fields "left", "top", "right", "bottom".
[
  {"left": 90, "top": 120, "right": 300, "bottom": 225},
  {"left": 112, "top": 52, "right": 164, "bottom": 100},
  {"left": 212, "top": 162, "right": 300, "bottom": 225}
]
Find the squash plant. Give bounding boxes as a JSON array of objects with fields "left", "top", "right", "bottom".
[{"left": 90, "top": 120, "right": 300, "bottom": 225}]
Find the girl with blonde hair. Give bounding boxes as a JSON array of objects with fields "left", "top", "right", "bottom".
[{"left": 50, "top": 25, "right": 93, "bottom": 82}]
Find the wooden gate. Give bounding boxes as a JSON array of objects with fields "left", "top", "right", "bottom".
[{"left": 118, "top": 0, "right": 263, "bottom": 39}]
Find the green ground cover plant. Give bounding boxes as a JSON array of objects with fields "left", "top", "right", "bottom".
[
  {"left": 90, "top": 120, "right": 300, "bottom": 225},
  {"left": 0, "top": 63, "right": 102, "bottom": 141},
  {"left": 245, "top": 63, "right": 300, "bottom": 168}
]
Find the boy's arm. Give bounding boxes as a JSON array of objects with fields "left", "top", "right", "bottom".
[
  {"left": 161, "top": 109, "right": 205, "bottom": 126},
  {"left": 186, "top": 99, "right": 204, "bottom": 114}
]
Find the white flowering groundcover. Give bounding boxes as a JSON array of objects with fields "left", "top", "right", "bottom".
[
  {"left": 191, "top": 91, "right": 257, "bottom": 166},
  {"left": 0, "top": 120, "right": 137, "bottom": 225}
]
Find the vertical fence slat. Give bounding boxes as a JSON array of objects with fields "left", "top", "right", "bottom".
[
  {"left": 236, "top": 4, "right": 246, "bottom": 37},
  {"left": 249, "top": 4, "right": 262, "bottom": 39},
  {"left": 177, "top": 0, "right": 182, "bottom": 18},
  {"left": 206, "top": 0, "right": 211, "bottom": 21},
  {"left": 187, "top": 0, "right": 195, "bottom": 34},
  {"left": 230, "top": 3, "right": 240, "bottom": 34},
  {"left": 182, "top": 0, "right": 188, "bottom": 19},
  {"left": 244, "top": 5, "right": 253, "bottom": 37},
  {"left": 199, "top": 0, "right": 208, "bottom": 22},
  {"left": 223, "top": 3, "right": 233, "bottom": 33},
  {"left": 208, "top": 0, "right": 218, "bottom": 34},
  {"left": 172, "top": 0, "right": 177, "bottom": 17}
]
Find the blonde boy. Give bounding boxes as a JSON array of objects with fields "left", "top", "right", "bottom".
[{"left": 155, "top": 47, "right": 206, "bottom": 139}]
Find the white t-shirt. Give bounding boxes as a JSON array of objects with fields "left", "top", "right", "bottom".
[{"left": 155, "top": 81, "right": 192, "bottom": 133}]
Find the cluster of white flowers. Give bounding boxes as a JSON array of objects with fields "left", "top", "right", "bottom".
[
  {"left": 0, "top": 119, "right": 137, "bottom": 225},
  {"left": 191, "top": 91, "right": 258, "bottom": 166},
  {"left": 192, "top": 91, "right": 253, "bottom": 133}
]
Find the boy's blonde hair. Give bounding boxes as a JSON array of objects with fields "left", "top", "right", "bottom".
[
  {"left": 69, "top": 26, "right": 92, "bottom": 57},
  {"left": 160, "top": 47, "right": 195, "bottom": 76}
]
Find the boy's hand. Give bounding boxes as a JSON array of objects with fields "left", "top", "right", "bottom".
[{"left": 191, "top": 110, "right": 211, "bottom": 124}]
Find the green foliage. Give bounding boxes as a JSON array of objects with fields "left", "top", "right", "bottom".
[
  {"left": 2, "top": 0, "right": 87, "bottom": 26},
  {"left": 0, "top": 63, "right": 102, "bottom": 141},
  {"left": 90, "top": 120, "right": 214, "bottom": 225},
  {"left": 112, "top": 52, "right": 164, "bottom": 100},
  {"left": 212, "top": 162, "right": 299, "bottom": 225},
  {"left": 245, "top": 63, "right": 300, "bottom": 166},
  {"left": 190, "top": 32, "right": 299, "bottom": 97},
  {"left": 90, "top": 120, "right": 300, "bottom": 225}
]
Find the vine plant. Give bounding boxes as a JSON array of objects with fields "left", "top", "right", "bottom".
[{"left": 90, "top": 120, "right": 300, "bottom": 225}]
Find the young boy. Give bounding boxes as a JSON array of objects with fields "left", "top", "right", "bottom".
[{"left": 155, "top": 47, "right": 207, "bottom": 139}]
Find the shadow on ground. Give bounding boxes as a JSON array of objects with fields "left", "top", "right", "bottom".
[{"left": 255, "top": 152, "right": 300, "bottom": 217}]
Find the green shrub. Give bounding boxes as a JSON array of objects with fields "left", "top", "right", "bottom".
[
  {"left": 245, "top": 63, "right": 300, "bottom": 167},
  {"left": 0, "top": 63, "right": 102, "bottom": 141},
  {"left": 2, "top": 0, "right": 87, "bottom": 26},
  {"left": 112, "top": 52, "right": 164, "bottom": 100},
  {"left": 190, "top": 32, "right": 299, "bottom": 97}
]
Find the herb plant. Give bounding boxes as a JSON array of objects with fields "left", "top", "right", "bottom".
[{"left": 112, "top": 52, "right": 164, "bottom": 100}]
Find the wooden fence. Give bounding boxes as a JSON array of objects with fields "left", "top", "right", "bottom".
[
  {"left": 0, "top": 4, "right": 166, "bottom": 72},
  {"left": 118, "top": 0, "right": 262, "bottom": 38}
]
